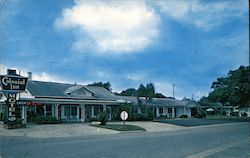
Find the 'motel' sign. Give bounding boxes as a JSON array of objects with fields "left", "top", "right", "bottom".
[
  {"left": 0, "top": 75, "right": 28, "bottom": 92},
  {"left": 7, "top": 93, "right": 17, "bottom": 122}
]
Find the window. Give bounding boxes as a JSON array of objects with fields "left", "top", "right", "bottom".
[
  {"left": 64, "top": 106, "right": 77, "bottom": 116},
  {"left": 46, "top": 104, "right": 52, "bottom": 116},
  {"left": 159, "top": 107, "right": 163, "bottom": 114},
  {"left": 132, "top": 107, "right": 138, "bottom": 113},
  {"left": 64, "top": 106, "right": 70, "bottom": 116},
  {"left": 94, "top": 106, "right": 100, "bottom": 115},
  {"left": 71, "top": 107, "right": 77, "bottom": 116},
  {"left": 168, "top": 108, "right": 172, "bottom": 113}
]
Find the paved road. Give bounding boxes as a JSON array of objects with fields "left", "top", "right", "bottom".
[
  {"left": 155, "top": 117, "right": 250, "bottom": 127},
  {"left": 1, "top": 122, "right": 249, "bottom": 158}
]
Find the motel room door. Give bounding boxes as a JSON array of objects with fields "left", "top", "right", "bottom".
[{"left": 64, "top": 105, "right": 78, "bottom": 121}]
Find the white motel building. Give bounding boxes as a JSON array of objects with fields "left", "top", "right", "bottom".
[{"left": 0, "top": 72, "right": 200, "bottom": 123}]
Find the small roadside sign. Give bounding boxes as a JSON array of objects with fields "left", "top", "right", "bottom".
[
  {"left": 120, "top": 111, "right": 128, "bottom": 121},
  {"left": 120, "top": 111, "right": 128, "bottom": 125}
]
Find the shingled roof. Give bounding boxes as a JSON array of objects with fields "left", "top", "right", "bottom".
[
  {"left": 147, "top": 98, "right": 199, "bottom": 107},
  {"left": 27, "top": 80, "right": 72, "bottom": 97},
  {"left": 26, "top": 80, "right": 117, "bottom": 100}
]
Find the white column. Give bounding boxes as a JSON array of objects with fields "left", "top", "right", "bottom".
[
  {"left": 77, "top": 106, "right": 80, "bottom": 120},
  {"left": 103, "top": 104, "right": 107, "bottom": 111},
  {"left": 137, "top": 107, "right": 142, "bottom": 114},
  {"left": 81, "top": 105, "right": 85, "bottom": 122},
  {"left": 55, "top": 104, "right": 59, "bottom": 120},
  {"left": 44, "top": 105, "right": 46, "bottom": 116},
  {"left": 22, "top": 105, "right": 27, "bottom": 124},
  {"left": 184, "top": 107, "right": 186, "bottom": 115},
  {"left": 172, "top": 107, "right": 175, "bottom": 118},
  {"left": 61, "top": 105, "right": 64, "bottom": 120},
  {"left": 108, "top": 106, "right": 112, "bottom": 120},
  {"left": 164, "top": 107, "right": 167, "bottom": 116},
  {"left": 156, "top": 107, "right": 159, "bottom": 117},
  {"left": 91, "top": 106, "right": 94, "bottom": 118},
  {"left": 52, "top": 105, "right": 55, "bottom": 117},
  {"left": 248, "top": 107, "right": 250, "bottom": 117}
]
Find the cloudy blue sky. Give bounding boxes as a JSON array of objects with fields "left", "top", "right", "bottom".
[{"left": 0, "top": 0, "right": 249, "bottom": 99}]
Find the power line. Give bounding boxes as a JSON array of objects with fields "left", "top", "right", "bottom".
[
  {"left": 172, "top": 84, "right": 175, "bottom": 99},
  {"left": 47, "top": 61, "right": 58, "bottom": 82}
]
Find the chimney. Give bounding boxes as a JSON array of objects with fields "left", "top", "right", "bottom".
[
  {"left": 28, "top": 72, "right": 32, "bottom": 80},
  {"left": 7, "top": 69, "right": 17, "bottom": 75}
]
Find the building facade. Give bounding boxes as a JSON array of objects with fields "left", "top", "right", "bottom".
[{"left": 0, "top": 73, "right": 201, "bottom": 123}]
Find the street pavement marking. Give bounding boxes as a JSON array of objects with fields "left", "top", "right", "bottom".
[
  {"left": 186, "top": 140, "right": 247, "bottom": 158},
  {"left": 186, "top": 122, "right": 247, "bottom": 129}
]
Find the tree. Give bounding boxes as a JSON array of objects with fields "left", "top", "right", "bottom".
[
  {"left": 120, "top": 88, "right": 137, "bottom": 96},
  {"left": 154, "top": 93, "right": 166, "bottom": 98},
  {"left": 146, "top": 83, "right": 155, "bottom": 102},
  {"left": 200, "top": 66, "right": 250, "bottom": 107},
  {"left": 88, "top": 82, "right": 112, "bottom": 91},
  {"left": 137, "top": 84, "right": 146, "bottom": 98},
  {"left": 137, "top": 83, "right": 155, "bottom": 105}
]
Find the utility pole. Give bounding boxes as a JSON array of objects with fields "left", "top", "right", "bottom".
[
  {"left": 47, "top": 61, "right": 57, "bottom": 82},
  {"left": 172, "top": 84, "right": 175, "bottom": 99}
]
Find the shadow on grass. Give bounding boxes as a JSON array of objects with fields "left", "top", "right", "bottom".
[{"left": 92, "top": 124, "right": 146, "bottom": 131}]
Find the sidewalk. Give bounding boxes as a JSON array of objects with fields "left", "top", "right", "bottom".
[{"left": 0, "top": 122, "right": 119, "bottom": 138}]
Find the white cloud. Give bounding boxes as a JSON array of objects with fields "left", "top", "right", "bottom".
[
  {"left": 126, "top": 72, "right": 147, "bottom": 81},
  {"left": 155, "top": 0, "right": 247, "bottom": 30},
  {"left": 0, "top": 64, "right": 70, "bottom": 83},
  {"left": 154, "top": 81, "right": 173, "bottom": 97},
  {"left": 55, "top": 0, "right": 159, "bottom": 54}
]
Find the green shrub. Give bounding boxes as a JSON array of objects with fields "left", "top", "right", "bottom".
[
  {"left": 159, "top": 114, "right": 168, "bottom": 118},
  {"left": 221, "top": 111, "right": 227, "bottom": 116},
  {"left": 194, "top": 109, "right": 206, "bottom": 118},
  {"left": 98, "top": 110, "right": 109, "bottom": 125},
  {"left": 179, "top": 114, "right": 188, "bottom": 118},
  {"left": 31, "top": 116, "right": 61, "bottom": 124},
  {"left": 241, "top": 112, "right": 247, "bottom": 117},
  {"left": 231, "top": 111, "right": 239, "bottom": 116}
]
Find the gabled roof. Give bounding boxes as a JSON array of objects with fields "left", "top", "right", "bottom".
[
  {"left": 64, "top": 85, "right": 85, "bottom": 94},
  {"left": 87, "top": 86, "right": 117, "bottom": 99},
  {"left": 26, "top": 80, "right": 117, "bottom": 100},
  {"left": 27, "top": 80, "right": 72, "bottom": 97}
]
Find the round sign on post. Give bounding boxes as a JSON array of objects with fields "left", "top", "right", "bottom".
[{"left": 120, "top": 111, "right": 128, "bottom": 125}]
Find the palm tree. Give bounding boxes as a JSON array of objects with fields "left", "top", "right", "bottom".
[{"left": 137, "top": 83, "right": 155, "bottom": 113}]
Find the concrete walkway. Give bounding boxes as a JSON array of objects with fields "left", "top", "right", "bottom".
[
  {"left": 0, "top": 123, "right": 119, "bottom": 138},
  {"left": 0, "top": 121, "right": 185, "bottom": 138}
]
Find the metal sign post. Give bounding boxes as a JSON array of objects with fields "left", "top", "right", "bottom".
[
  {"left": 0, "top": 70, "right": 28, "bottom": 129},
  {"left": 120, "top": 111, "right": 128, "bottom": 126}
]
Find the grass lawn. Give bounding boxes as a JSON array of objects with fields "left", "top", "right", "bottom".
[{"left": 92, "top": 124, "right": 146, "bottom": 131}]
